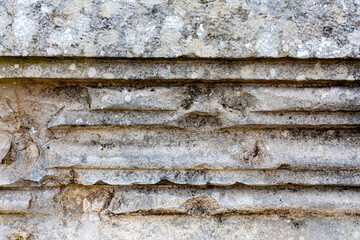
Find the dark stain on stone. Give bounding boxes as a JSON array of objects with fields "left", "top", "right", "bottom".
[
  {"left": 183, "top": 195, "right": 220, "bottom": 216},
  {"left": 50, "top": 86, "right": 86, "bottom": 100},
  {"left": 242, "top": 141, "right": 265, "bottom": 166},
  {"left": 237, "top": 7, "right": 249, "bottom": 21},
  {"left": 221, "top": 91, "right": 257, "bottom": 113},
  {"left": 1, "top": 143, "right": 16, "bottom": 165},
  {"left": 198, "top": 0, "right": 217, "bottom": 4},
  {"left": 323, "top": 26, "right": 333, "bottom": 37},
  {"left": 176, "top": 112, "right": 222, "bottom": 130},
  {"left": 181, "top": 85, "right": 204, "bottom": 110}
]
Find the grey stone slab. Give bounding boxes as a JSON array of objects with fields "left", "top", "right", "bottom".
[{"left": 1, "top": 1, "right": 360, "bottom": 58}]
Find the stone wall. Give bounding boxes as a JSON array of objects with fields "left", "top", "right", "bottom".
[{"left": 1, "top": 1, "right": 360, "bottom": 239}]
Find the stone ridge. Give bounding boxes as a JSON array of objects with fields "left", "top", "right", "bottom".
[
  {"left": 1, "top": 57, "right": 360, "bottom": 81},
  {"left": 1, "top": 0, "right": 360, "bottom": 58}
]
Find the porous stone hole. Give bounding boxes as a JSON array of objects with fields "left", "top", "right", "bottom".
[{"left": 277, "top": 164, "right": 292, "bottom": 170}]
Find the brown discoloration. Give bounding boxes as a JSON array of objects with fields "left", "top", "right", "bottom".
[
  {"left": 6, "top": 231, "right": 31, "bottom": 240},
  {"left": 59, "top": 186, "right": 113, "bottom": 215}
]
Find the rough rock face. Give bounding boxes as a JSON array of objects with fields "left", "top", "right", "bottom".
[
  {"left": 1, "top": 0, "right": 360, "bottom": 58},
  {"left": 1, "top": 1, "right": 360, "bottom": 240}
]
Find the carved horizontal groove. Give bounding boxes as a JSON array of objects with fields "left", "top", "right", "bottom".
[
  {"left": 87, "top": 86, "right": 360, "bottom": 112},
  {"left": 48, "top": 111, "right": 360, "bottom": 129},
  {"left": 103, "top": 186, "right": 360, "bottom": 217},
  {"left": 0, "top": 57, "right": 360, "bottom": 82},
  {"left": 3, "top": 186, "right": 360, "bottom": 217}
]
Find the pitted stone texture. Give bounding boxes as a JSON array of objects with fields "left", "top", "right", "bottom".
[{"left": 1, "top": 0, "right": 360, "bottom": 58}]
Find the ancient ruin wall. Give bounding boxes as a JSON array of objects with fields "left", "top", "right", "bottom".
[{"left": 1, "top": 1, "right": 360, "bottom": 239}]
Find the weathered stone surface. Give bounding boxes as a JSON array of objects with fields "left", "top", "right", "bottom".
[
  {"left": 1, "top": 1, "right": 360, "bottom": 58},
  {"left": 0, "top": 58, "right": 359, "bottom": 238}
]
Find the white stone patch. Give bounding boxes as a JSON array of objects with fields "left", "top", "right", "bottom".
[
  {"left": 17, "top": 0, "right": 40, "bottom": 4},
  {"left": 12, "top": 9, "right": 38, "bottom": 47},
  {"left": 124, "top": 95, "right": 131, "bottom": 102},
  {"left": 53, "top": 17, "right": 64, "bottom": 27},
  {"left": 40, "top": 4, "right": 53, "bottom": 14},
  {"left": 96, "top": 30, "right": 119, "bottom": 47},
  {"left": 347, "top": 75, "right": 355, "bottom": 81},
  {"left": 139, "top": 0, "right": 168, "bottom": 5},
  {"left": 196, "top": 24, "right": 206, "bottom": 38},
  {"left": 99, "top": 2, "right": 121, "bottom": 18},
  {"left": 87, "top": 67, "right": 97, "bottom": 78},
  {"left": 270, "top": 68, "right": 276, "bottom": 78},
  {"left": 46, "top": 48, "right": 61, "bottom": 55},
  {"left": 163, "top": 16, "right": 184, "bottom": 30},
  {"left": 78, "top": 213, "right": 101, "bottom": 240},
  {"left": 103, "top": 73, "right": 115, "bottom": 79},
  {"left": 255, "top": 30, "right": 278, "bottom": 57},
  {"left": 76, "top": 15, "right": 91, "bottom": 33},
  {"left": 296, "top": 75, "right": 306, "bottom": 81},
  {"left": 316, "top": 37, "right": 342, "bottom": 58},
  {"left": 348, "top": 30, "right": 360, "bottom": 45},
  {"left": 76, "top": 118, "right": 83, "bottom": 124},
  {"left": 25, "top": 65, "right": 42, "bottom": 78},
  {"left": 296, "top": 44, "right": 310, "bottom": 58},
  {"left": 132, "top": 42, "right": 145, "bottom": 55},
  {"left": 47, "top": 28, "right": 74, "bottom": 50},
  {"left": 68, "top": 64, "right": 77, "bottom": 71}
]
